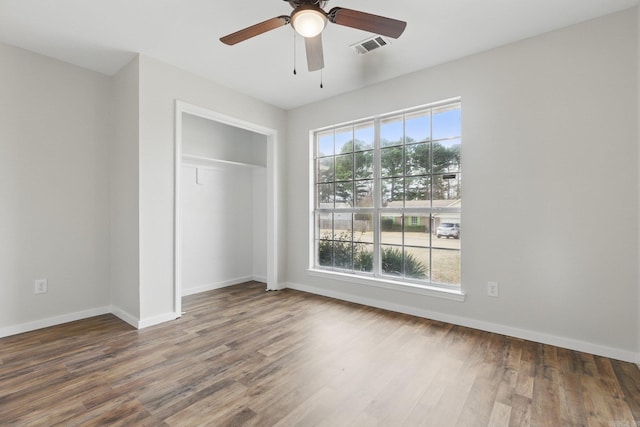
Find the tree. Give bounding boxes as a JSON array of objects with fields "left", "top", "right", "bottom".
[
  {"left": 380, "top": 146, "right": 403, "bottom": 204},
  {"left": 432, "top": 142, "right": 461, "bottom": 200},
  {"left": 332, "top": 139, "right": 373, "bottom": 207}
]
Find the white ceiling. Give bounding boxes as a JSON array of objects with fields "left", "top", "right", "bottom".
[{"left": 0, "top": 0, "right": 636, "bottom": 110}]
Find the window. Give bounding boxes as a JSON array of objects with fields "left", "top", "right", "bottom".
[{"left": 313, "top": 100, "right": 461, "bottom": 290}]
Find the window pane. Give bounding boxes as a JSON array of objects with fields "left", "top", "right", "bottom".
[
  {"left": 432, "top": 139, "right": 461, "bottom": 173},
  {"left": 335, "top": 181, "right": 354, "bottom": 206},
  {"left": 354, "top": 243, "right": 373, "bottom": 272},
  {"left": 333, "top": 213, "right": 353, "bottom": 269},
  {"left": 335, "top": 126, "right": 354, "bottom": 154},
  {"left": 432, "top": 104, "right": 461, "bottom": 140},
  {"left": 317, "top": 212, "right": 334, "bottom": 267},
  {"left": 432, "top": 249, "right": 460, "bottom": 285},
  {"left": 405, "top": 246, "right": 429, "bottom": 280},
  {"left": 381, "top": 245, "right": 404, "bottom": 277},
  {"left": 380, "top": 116, "right": 403, "bottom": 147},
  {"left": 405, "top": 176, "right": 429, "bottom": 207},
  {"left": 434, "top": 213, "right": 461, "bottom": 249},
  {"left": 354, "top": 215, "right": 374, "bottom": 273},
  {"left": 335, "top": 154, "right": 353, "bottom": 181},
  {"left": 381, "top": 214, "right": 402, "bottom": 245},
  {"left": 334, "top": 213, "right": 352, "bottom": 234},
  {"left": 354, "top": 150, "right": 373, "bottom": 179},
  {"left": 318, "top": 157, "right": 334, "bottom": 182},
  {"left": 405, "top": 143, "right": 429, "bottom": 176},
  {"left": 404, "top": 213, "right": 429, "bottom": 237},
  {"left": 354, "top": 122, "right": 374, "bottom": 150},
  {"left": 354, "top": 213, "right": 374, "bottom": 243},
  {"left": 381, "top": 178, "right": 404, "bottom": 207},
  {"left": 333, "top": 240, "right": 353, "bottom": 269},
  {"left": 380, "top": 147, "right": 403, "bottom": 178},
  {"left": 405, "top": 111, "right": 430, "bottom": 143},
  {"left": 317, "top": 213, "right": 333, "bottom": 240},
  {"left": 355, "top": 180, "right": 374, "bottom": 207},
  {"left": 318, "top": 183, "right": 334, "bottom": 208},
  {"left": 317, "top": 239, "right": 333, "bottom": 267},
  {"left": 433, "top": 173, "right": 461, "bottom": 201},
  {"left": 318, "top": 131, "right": 334, "bottom": 157}
]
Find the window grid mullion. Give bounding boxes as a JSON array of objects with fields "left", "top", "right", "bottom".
[
  {"left": 429, "top": 112, "right": 433, "bottom": 280},
  {"left": 373, "top": 117, "right": 382, "bottom": 278}
]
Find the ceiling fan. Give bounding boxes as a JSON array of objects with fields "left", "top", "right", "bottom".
[{"left": 220, "top": 0, "right": 407, "bottom": 72}]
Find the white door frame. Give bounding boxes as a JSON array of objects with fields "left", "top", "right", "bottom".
[{"left": 174, "top": 100, "right": 279, "bottom": 316}]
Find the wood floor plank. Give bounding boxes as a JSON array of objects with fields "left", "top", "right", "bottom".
[
  {"left": 612, "top": 359, "right": 640, "bottom": 421},
  {"left": 0, "top": 281, "right": 638, "bottom": 426},
  {"left": 488, "top": 401, "right": 512, "bottom": 426}
]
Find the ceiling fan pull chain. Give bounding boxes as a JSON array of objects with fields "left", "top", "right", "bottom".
[
  {"left": 293, "top": 31, "right": 297, "bottom": 75},
  {"left": 320, "top": 69, "right": 323, "bottom": 89}
]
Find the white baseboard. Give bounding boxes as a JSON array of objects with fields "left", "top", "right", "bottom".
[
  {"left": 0, "top": 306, "right": 180, "bottom": 338},
  {"left": 284, "top": 281, "right": 640, "bottom": 364},
  {"left": 138, "top": 311, "right": 180, "bottom": 329},
  {"left": 0, "top": 306, "right": 111, "bottom": 339},
  {"left": 181, "top": 276, "right": 258, "bottom": 296},
  {"left": 0, "top": 276, "right": 263, "bottom": 338},
  {"left": 252, "top": 275, "right": 267, "bottom": 284},
  {"left": 110, "top": 305, "right": 139, "bottom": 329}
]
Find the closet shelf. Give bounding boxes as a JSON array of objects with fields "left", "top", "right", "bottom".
[{"left": 182, "top": 154, "right": 265, "bottom": 169}]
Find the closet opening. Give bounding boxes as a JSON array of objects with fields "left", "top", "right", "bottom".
[{"left": 174, "top": 101, "right": 279, "bottom": 316}]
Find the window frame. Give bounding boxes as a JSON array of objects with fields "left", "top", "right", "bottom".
[{"left": 308, "top": 98, "right": 464, "bottom": 302}]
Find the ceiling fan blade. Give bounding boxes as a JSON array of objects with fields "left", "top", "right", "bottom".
[
  {"left": 220, "top": 16, "right": 290, "bottom": 45},
  {"left": 328, "top": 7, "right": 406, "bottom": 39},
  {"left": 305, "top": 34, "right": 324, "bottom": 72}
]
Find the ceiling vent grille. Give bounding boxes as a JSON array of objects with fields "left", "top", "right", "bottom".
[{"left": 350, "top": 35, "right": 390, "bottom": 54}]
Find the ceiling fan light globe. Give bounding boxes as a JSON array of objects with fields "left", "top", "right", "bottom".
[{"left": 292, "top": 8, "right": 327, "bottom": 38}]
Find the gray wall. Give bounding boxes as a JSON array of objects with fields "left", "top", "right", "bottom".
[
  {"left": 0, "top": 43, "right": 112, "bottom": 332},
  {"left": 110, "top": 56, "right": 141, "bottom": 322},
  {"left": 286, "top": 9, "right": 639, "bottom": 360}
]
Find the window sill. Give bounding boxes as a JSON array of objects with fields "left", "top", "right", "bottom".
[{"left": 307, "top": 269, "right": 465, "bottom": 302}]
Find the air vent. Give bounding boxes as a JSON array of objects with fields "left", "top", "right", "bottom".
[{"left": 350, "top": 35, "right": 390, "bottom": 55}]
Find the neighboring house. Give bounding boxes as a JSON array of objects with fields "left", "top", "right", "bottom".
[{"left": 383, "top": 199, "right": 461, "bottom": 233}]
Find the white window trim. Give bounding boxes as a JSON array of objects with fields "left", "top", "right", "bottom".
[
  {"left": 308, "top": 98, "right": 463, "bottom": 301},
  {"left": 307, "top": 268, "right": 465, "bottom": 302}
]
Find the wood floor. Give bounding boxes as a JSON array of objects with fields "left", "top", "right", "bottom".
[{"left": 1, "top": 282, "right": 639, "bottom": 426}]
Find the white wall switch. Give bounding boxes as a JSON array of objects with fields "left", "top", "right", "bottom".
[
  {"left": 35, "top": 278, "right": 48, "bottom": 294},
  {"left": 487, "top": 281, "right": 499, "bottom": 297}
]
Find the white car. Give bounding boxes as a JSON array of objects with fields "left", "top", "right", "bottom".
[{"left": 436, "top": 223, "right": 460, "bottom": 239}]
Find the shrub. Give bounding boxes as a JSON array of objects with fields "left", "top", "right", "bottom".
[
  {"left": 354, "top": 248, "right": 373, "bottom": 272},
  {"left": 318, "top": 231, "right": 353, "bottom": 269},
  {"left": 317, "top": 232, "right": 428, "bottom": 280},
  {"left": 333, "top": 235, "right": 353, "bottom": 269},
  {"left": 318, "top": 238, "right": 332, "bottom": 266},
  {"left": 382, "top": 247, "right": 428, "bottom": 279}
]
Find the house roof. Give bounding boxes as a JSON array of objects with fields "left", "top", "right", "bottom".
[{"left": 387, "top": 199, "right": 461, "bottom": 209}]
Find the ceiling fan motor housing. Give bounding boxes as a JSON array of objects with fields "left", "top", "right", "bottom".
[{"left": 286, "top": 0, "right": 329, "bottom": 9}]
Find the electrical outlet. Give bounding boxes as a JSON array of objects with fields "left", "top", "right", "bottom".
[
  {"left": 487, "top": 281, "right": 499, "bottom": 297},
  {"left": 35, "top": 279, "right": 48, "bottom": 294}
]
